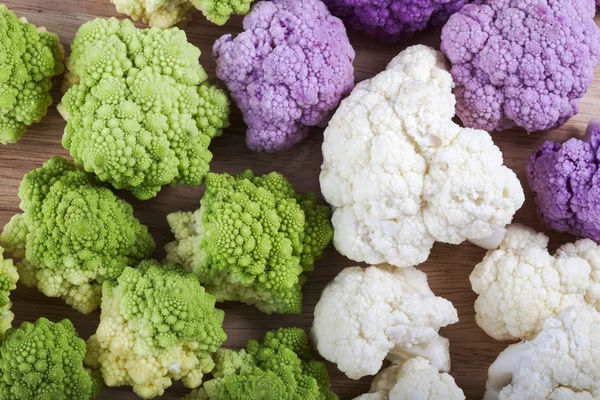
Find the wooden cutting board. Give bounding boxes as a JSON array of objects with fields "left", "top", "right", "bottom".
[{"left": 1, "top": 1, "right": 599, "bottom": 398}]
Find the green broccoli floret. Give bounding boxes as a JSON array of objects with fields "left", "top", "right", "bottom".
[
  {"left": 0, "top": 156, "right": 155, "bottom": 313},
  {"left": 109, "top": 0, "right": 253, "bottom": 28},
  {"left": 85, "top": 260, "right": 227, "bottom": 399},
  {"left": 185, "top": 328, "right": 337, "bottom": 400},
  {"left": 166, "top": 170, "right": 333, "bottom": 314},
  {"left": 0, "top": 5, "right": 64, "bottom": 144},
  {"left": 59, "top": 18, "right": 230, "bottom": 200},
  {"left": 0, "top": 318, "right": 102, "bottom": 399},
  {"left": 0, "top": 246, "right": 18, "bottom": 339}
]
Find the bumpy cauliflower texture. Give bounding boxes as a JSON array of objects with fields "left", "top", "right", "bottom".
[
  {"left": 0, "top": 318, "right": 101, "bottom": 400},
  {"left": 111, "top": 0, "right": 254, "bottom": 28},
  {"left": 213, "top": 0, "right": 355, "bottom": 152},
  {"left": 354, "top": 358, "right": 465, "bottom": 400},
  {"left": 0, "top": 157, "right": 155, "bottom": 313},
  {"left": 322, "top": 0, "right": 470, "bottom": 43},
  {"left": 320, "top": 45, "right": 523, "bottom": 268},
  {"left": 85, "top": 261, "right": 226, "bottom": 399},
  {"left": 470, "top": 223, "right": 600, "bottom": 341},
  {"left": 186, "top": 328, "right": 337, "bottom": 399},
  {"left": 0, "top": 246, "right": 18, "bottom": 339},
  {"left": 312, "top": 265, "right": 458, "bottom": 380},
  {"left": 441, "top": 0, "right": 600, "bottom": 133},
  {"left": 59, "top": 18, "right": 230, "bottom": 199},
  {"left": 0, "top": 5, "right": 64, "bottom": 144},
  {"left": 166, "top": 170, "right": 333, "bottom": 314}
]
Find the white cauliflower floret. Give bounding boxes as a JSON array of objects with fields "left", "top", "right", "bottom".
[
  {"left": 354, "top": 357, "right": 465, "bottom": 400},
  {"left": 484, "top": 306, "right": 600, "bottom": 400},
  {"left": 311, "top": 265, "right": 458, "bottom": 380},
  {"left": 471, "top": 223, "right": 600, "bottom": 341},
  {"left": 320, "top": 44, "right": 524, "bottom": 268}
]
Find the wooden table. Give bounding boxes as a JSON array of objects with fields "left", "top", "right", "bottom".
[{"left": 1, "top": 1, "right": 599, "bottom": 399}]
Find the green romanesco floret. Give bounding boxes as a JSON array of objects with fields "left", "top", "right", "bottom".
[
  {"left": 0, "top": 318, "right": 102, "bottom": 400},
  {"left": 187, "top": 328, "right": 337, "bottom": 400},
  {"left": 0, "top": 246, "right": 18, "bottom": 339},
  {"left": 166, "top": 170, "right": 333, "bottom": 314},
  {"left": 0, "top": 156, "right": 155, "bottom": 314},
  {"left": 85, "top": 260, "right": 227, "bottom": 399},
  {"left": 110, "top": 0, "right": 254, "bottom": 28},
  {"left": 0, "top": 5, "right": 64, "bottom": 144},
  {"left": 59, "top": 18, "right": 230, "bottom": 200}
]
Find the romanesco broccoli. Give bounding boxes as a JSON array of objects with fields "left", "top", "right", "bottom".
[
  {"left": 0, "top": 318, "right": 102, "bottom": 400},
  {"left": 59, "top": 18, "right": 230, "bottom": 200},
  {"left": 185, "top": 328, "right": 337, "bottom": 400},
  {"left": 0, "top": 246, "right": 18, "bottom": 339},
  {"left": 0, "top": 157, "right": 155, "bottom": 313},
  {"left": 166, "top": 170, "right": 333, "bottom": 314},
  {"left": 0, "top": 5, "right": 64, "bottom": 144},
  {"left": 85, "top": 260, "right": 227, "bottom": 399}
]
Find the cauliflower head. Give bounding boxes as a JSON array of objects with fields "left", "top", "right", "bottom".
[
  {"left": 189, "top": 328, "right": 337, "bottom": 399},
  {"left": 354, "top": 357, "right": 465, "bottom": 400},
  {"left": 0, "top": 5, "right": 64, "bottom": 144},
  {"left": 0, "top": 318, "right": 102, "bottom": 400},
  {"left": 85, "top": 260, "right": 226, "bottom": 399},
  {"left": 321, "top": 0, "right": 470, "bottom": 43},
  {"left": 441, "top": 0, "right": 600, "bottom": 133},
  {"left": 0, "top": 246, "right": 18, "bottom": 339},
  {"left": 0, "top": 157, "right": 155, "bottom": 314},
  {"left": 110, "top": 0, "right": 254, "bottom": 28},
  {"left": 312, "top": 264, "right": 458, "bottom": 380},
  {"left": 470, "top": 223, "right": 600, "bottom": 341},
  {"left": 59, "top": 18, "right": 230, "bottom": 200},
  {"left": 213, "top": 0, "right": 355, "bottom": 152},
  {"left": 484, "top": 306, "right": 600, "bottom": 400},
  {"left": 320, "top": 44, "right": 523, "bottom": 268},
  {"left": 166, "top": 170, "right": 333, "bottom": 314},
  {"left": 527, "top": 120, "right": 600, "bottom": 242}
]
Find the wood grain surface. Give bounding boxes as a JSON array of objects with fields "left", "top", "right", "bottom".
[{"left": 1, "top": 2, "right": 599, "bottom": 399}]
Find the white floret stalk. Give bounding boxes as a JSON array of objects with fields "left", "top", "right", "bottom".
[
  {"left": 468, "top": 227, "right": 507, "bottom": 250},
  {"left": 386, "top": 334, "right": 451, "bottom": 373},
  {"left": 483, "top": 341, "right": 534, "bottom": 400}
]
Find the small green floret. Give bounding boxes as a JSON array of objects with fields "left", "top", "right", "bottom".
[
  {"left": 0, "top": 318, "right": 102, "bottom": 400},
  {"left": 166, "top": 170, "right": 333, "bottom": 314},
  {"left": 0, "top": 246, "right": 18, "bottom": 339},
  {"left": 0, "top": 5, "right": 64, "bottom": 144},
  {"left": 0, "top": 156, "right": 155, "bottom": 313},
  {"left": 186, "top": 328, "right": 337, "bottom": 400}
]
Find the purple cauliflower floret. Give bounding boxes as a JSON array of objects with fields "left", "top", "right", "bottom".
[
  {"left": 527, "top": 120, "right": 600, "bottom": 242},
  {"left": 441, "top": 0, "right": 600, "bottom": 133},
  {"left": 321, "top": 0, "right": 471, "bottom": 43},
  {"left": 213, "top": 0, "right": 355, "bottom": 152}
]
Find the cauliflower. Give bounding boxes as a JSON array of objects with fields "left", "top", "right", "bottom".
[
  {"left": 213, "top": 0, "right": 355, "bottom": 152},
  {"left": 528, "top": 120, "right": 600, "bottom": 242},
  {"left": 320, "top": 45, "right": 523, "bottom": 268},
  {"left": 484, "top": 306, "right": 600, "bottom": 400},
  {"left": 470, "top": 223, "right": 600, "bottom": 341},
  {"left": 85, "top": 260, "right": 226, "bottom": 399},
  {"left": 0, "top": 318, "right": 102, "bottom": 400},
  {"left": 0, "top": 157, "right": 155, "bottom": 314},
  {"left": 321, "top": 0, "right": 470, "bottom": 43},
  {"left": 441, "top": 0, "right": 600, "bottom": 133},
  {"left": 185, "top": 328, "right": 337, "bottom": 399},
  {"left": 354, "top": 358, "right": 465, "bottom": 400},
  {"left": 312, "top": 264, "right": 458, "bottom": 380},
  {"left": 0, "top": 246, "right": 18, "bottom": 339},
  {"left": 166, "top": 170, "right": 333, "bottom": 314},
  {"left": 110, "top": 0, "right": 253, "bottom": 28},
  {"left": 59, "top": 18, "right": 230, "bottom": 200},
  {"left": 0, "top": 5, "right": 64, "bottom": 144}
]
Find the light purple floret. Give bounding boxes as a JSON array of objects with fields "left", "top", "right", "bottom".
[
  {"left": 527, "top": 120, "right": 600, "bottom": 242},
  {"left": 321, "top": 0, "right": 471, "bottom": 43},
  {"left": 441, "top": 0, "right": 600, "bottom": 133},
  {"left": 213, "top": 0, "right": 355, "bottom": 152}
]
